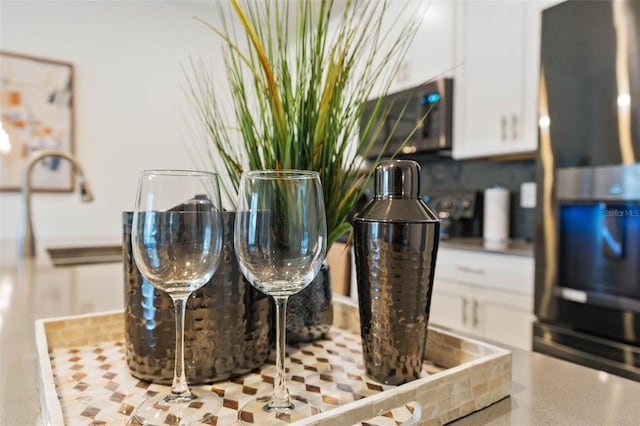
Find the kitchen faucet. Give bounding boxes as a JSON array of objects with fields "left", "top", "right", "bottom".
[{"left": 18, "top": 149, "right": 94, "bottom": 258}]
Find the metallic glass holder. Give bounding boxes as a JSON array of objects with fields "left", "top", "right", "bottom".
[
  {"left": 123, "top": 211, "right": 271, "bottom": 385},
  {"left": 285, "top": 263, "right": 333, "bottom": 342}
]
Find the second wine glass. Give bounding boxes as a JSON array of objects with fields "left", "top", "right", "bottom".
[{"left": 234, "top": 170, "right": 327, "bottom": 425}]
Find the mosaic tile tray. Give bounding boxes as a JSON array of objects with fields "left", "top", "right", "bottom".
[{"left": 36, "top": 296, "right": 511, "bottom": 425}]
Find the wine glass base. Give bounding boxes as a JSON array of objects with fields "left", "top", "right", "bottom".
[
  {"left": 132, "top": 390, "right": 221, "bottom": 426},
  {"left": 238, "top": 395, "right": 321, "bottom": 425}
]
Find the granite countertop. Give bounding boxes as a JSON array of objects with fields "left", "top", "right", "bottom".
[
  {"left": 439, "top": 237, "right": 534, "bottom": 257},
  {"left": 1, "top": 240, "right": 639, "bottom": 425},
  {"left": 452, "top": 341, "right": 640, "bottom": 425},
  {"left": 0, "top": 238, "right": 124, "bottom": 426}
]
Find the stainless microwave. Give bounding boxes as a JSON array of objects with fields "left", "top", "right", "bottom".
[{"left": 360, "top": 78, "right": 453, "bottom": 158}]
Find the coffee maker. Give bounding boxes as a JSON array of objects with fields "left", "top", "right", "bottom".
[{"left": 425, "top": 191, "right": 483, "bottom": 239}]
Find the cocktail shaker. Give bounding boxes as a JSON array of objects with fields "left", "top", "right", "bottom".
[{"left": 353, "top": 160, "right": 440, "bottom": 385}]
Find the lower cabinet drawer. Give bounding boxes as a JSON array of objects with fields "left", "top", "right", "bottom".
[{"left": 435, "top": 248, "right": 534, "bottom": 295}]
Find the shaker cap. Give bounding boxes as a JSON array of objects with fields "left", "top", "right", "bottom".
[
  {"left": 375, "top": 160, "right": 420, "bottom": 199},
  {"left": 356, "top": 159, "right": 437, "bottom": 223}
]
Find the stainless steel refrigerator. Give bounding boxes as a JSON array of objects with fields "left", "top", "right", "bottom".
[{"left": 534, "top": 0, "right": 640, "bottom": 381}]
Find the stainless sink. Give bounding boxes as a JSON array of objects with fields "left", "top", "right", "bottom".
[{"left": 47, "top": 245, "right": 123, "bottom": 267}]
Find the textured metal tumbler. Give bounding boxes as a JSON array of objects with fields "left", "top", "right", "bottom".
[
  {"left": 286, "top": 263, "right": 333, "bottom": 342},
  {"left": 123, "top": 211, "right": 270, "bottom": 384},
  {"left": 353, "top": 160, "right": 439, "bottom": 385}
]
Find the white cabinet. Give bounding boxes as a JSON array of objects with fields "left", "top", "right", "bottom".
[
  {"left": 429, "top": 279, "right": 471, "bottom": 333},
  {"left": 452, "top": 1, "right": 541, "bottom": 159},
  {"left": 481, "top": 287, "right": 534, "bottom": 351},
  {"left": 390, "top": 1, "right": 456, "bottom": 92},
  {"left": 367, "top": 1, "right": 457, "bottom": 98},
  {"left": 430, "top": 283, "right": 533, "bottom": 350},
  {"left": 429, "top": 248, "right": 534, "bottom": 350}
]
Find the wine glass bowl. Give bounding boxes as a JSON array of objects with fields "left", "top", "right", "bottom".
[
  {"left": 234, "top": 170, "right": 327, "bottom": 424},
  {"left": 133, "top": 205, "right": 221, "bottom": 294},
  {"left": 131, "top": 170, "right": 223, "bottom": 425},
  {"left": 235, "top": 251, "right": 325, "bottom": 297}
]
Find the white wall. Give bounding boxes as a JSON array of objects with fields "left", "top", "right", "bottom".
[{"left": 0, "top": 1, "right": 228, "bottom": 241}]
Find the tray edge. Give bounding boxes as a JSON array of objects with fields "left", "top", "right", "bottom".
[
  {"left": 35, "top": 318, "right": 65, "bottom": 426},
  {"left": 36, "top": 298, "right": 512, "bottom": 426}
]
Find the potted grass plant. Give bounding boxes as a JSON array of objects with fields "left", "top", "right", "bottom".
[{"left": 187, "top": 0, "right": 423, "bottom": 341}]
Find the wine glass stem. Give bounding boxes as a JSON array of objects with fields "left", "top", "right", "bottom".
[
  {"left": 270, "top": 295, "right": 292, "bottom": 409},
  {"left": 170, "top": 293, "right": 191, "bottom": 396}
]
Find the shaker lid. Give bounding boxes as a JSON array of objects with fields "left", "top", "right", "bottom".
[
  {"left": 355, "top": 159, "right": 439, "bottom": 223},
  {"left": 375, "top": 159, "right": 420, "bottom": 199}
]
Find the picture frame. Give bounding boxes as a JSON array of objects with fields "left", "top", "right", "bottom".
[{"left": 0, "top": 51, "right": 75, "bottom": 192}]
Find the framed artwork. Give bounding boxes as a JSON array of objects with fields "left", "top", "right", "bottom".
[{"left": 0, "top": 51, "right": 75, "bottom": 192}]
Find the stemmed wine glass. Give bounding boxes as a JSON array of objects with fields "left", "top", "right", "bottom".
[
  {"left": 131, "top": 170, "right": 223, "bottom": 426},
  {"left": 234, "top": 170, "right": 327, "bottom": 425}
]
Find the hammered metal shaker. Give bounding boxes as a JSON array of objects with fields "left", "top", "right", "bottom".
[{"left": 353, "top": 160, "right": 440, "bottom": 385}]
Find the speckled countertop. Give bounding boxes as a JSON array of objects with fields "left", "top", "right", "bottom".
[
  {"left": 439, "top": 238, "right": 534, "bottom": 257},
  {"left": 1, "top": 239, "right": 639, "bottom": 426},
  {"left": 0, "top": 238, "right": 123, "bottom": 426},
  {"left": 452, "top": 341, "right": 640, "bottom": 425}
]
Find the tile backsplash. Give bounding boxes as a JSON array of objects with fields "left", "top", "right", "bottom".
[{"left": 414, "top": 154, "right": 536, "bottom": 241}]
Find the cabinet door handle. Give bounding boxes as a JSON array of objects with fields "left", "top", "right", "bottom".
[
  {"left": 501, "top": 115, "right": 507, "bottom": 141},
  {"left": 472, "top": 300, "right": 479, "bottom": 328},
  {"left": 512, "top": 113, "right": 518, "bottom": 140},
  {"left": 462, "top": 298, "right": 468, "bottom": 325},
  {"left": 456, "top": 265, "right": 486, "bottom": 275}
]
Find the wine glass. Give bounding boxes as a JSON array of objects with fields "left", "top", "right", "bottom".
[
  {"left": 131, "top": 170, "right": 223, "bottom": 426},
  {"left": 234, "top": 170, "right": 327, "bottom": 425}
]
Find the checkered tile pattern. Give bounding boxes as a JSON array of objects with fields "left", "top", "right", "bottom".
[{"left": 49, "top": 328, "right": 445, "bottom": 425}]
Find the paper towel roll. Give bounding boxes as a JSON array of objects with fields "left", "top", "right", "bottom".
[{"left": 483, "top": 187, "right": 510, "bottom": 242}]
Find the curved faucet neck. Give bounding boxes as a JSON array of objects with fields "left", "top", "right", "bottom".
[{"left": 19, "top": 150, "right": 92, "bottom": 258}]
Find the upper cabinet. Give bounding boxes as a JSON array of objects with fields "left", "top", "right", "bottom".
[
  {"left": 367, "top": 2, "right": 457, "bottom": 99},
  {"left": 390, "top": 1, "right": 457, "bottom": 92},
  {"left": 453, "top": 1, "right": 543, "bottom": 159},
  {"left": 360, "top": 1, "right": 559, "bottom": 159}
]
